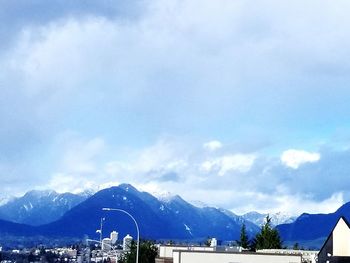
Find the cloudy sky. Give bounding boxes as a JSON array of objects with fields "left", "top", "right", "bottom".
[{"left": 1, "top": 0, "right": 350, "bottom": 215}]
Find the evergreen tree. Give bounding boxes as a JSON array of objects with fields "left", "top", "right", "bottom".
[
  {"left": 293, "top": 242, "right": 299, "bottom": 250},
  {"left": 118, "top": 240, "right": 158, "bottom": 263},
  {"left": 251, "top": 215, "right": 282, "bottom": 250},
  {"left": 204, "top": 237, "right": 212, "bottom": 247},
  {"left": 237, "top": 223, "right": 250, "bottom": 249}
]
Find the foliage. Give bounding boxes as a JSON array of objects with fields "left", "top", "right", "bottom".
[
  {"left": 237, "top": 223, "right": 250, "bottom": 249},
  {"left": 293, "top": 242, "right": 299, "bottom": 250},
  {"left": 251, "top": 215, "right": 282, "bottom": 250},
  {"left": 204, "top": 237, "right": 212, "bottom": 247},
  {"left": 40, "top": 250, "right": 58, "bottom": 262},
  {"left": 118, "top": 240, "right": 158, "bottom": 263},
  {"left": 28, "top": 252, "right": 36, "bottom": 262}
]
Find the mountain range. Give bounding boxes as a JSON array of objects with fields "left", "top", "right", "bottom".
[
  {"left": 1, "top": 184, "right": 348, "bottom": 249},
  {"left": 0, "top": 190, "right": 92, "bottom": 226},
  {"left": 0, "top": 187, "right": 296, "bottom": 229},
  {"left": 0, "top": 184, "right": 259, "bottom": 241}
]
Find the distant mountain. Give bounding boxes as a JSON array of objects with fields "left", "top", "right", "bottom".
[
  {"left": 2, "top": 184, "right": 348, "bottom": 248},
  {"left": 0, "top": 184, "right": 260, "bottom": 241},
  {"left": 277, "top": 202, "right": 350, "bottom": 244},
  {"left": 242, "top": 211, "right": 297, "bottom": 227},
  {"left": 0, "top": 190, "right": 92, "bottom": 226},
  {"left": 35, "top": 184, "right": 259, "bottom": 241}
]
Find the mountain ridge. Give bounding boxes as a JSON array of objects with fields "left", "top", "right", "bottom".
[
  {"left": 0, "top": 184, "right": 259, "bottom": 242},
  {"left": 1, "top": 183, "right": 347, "bottom": 248},
  {"left": 277, "top": 202, "right": 350, "bottom": 244},
  {"left": 0, "top": 190, "right": 92, "bottom": 226}
]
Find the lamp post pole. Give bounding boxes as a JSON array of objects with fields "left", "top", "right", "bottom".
[
  {"left": 102, "top": 208, "right": 139, "bottom": 263},
  {"left": 100, "top": 217, "right": 105, "bottom": 244}
]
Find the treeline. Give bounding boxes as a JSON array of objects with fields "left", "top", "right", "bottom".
[{"left": 238, "top": 215, "right": 282, "bottom": 250}]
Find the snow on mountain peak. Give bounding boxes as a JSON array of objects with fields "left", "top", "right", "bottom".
[
  {"left": 25, "top": 189, "right": 57, "bottom": 198},
  {"left": 153, "top": 191, "right": 176, "bottom": 202},
  {"left": 0, "top": 194, "right": 14, "bottom": 206},
  {"left": 242, "top": 211, "right": 297, "bottom": 226},
  {"left": 76, "top": 188, "right": 96, "bottom": 197},
  {"left": 189, "top": 200, "right": 212, "bottom": 208}
]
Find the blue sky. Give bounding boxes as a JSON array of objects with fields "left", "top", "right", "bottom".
[{"left": 1, "top": 0, "right": 350, "bottom": 215}]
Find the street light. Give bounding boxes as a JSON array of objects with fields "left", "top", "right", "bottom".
[
  {"left": 102, "top": 208, "right": 140, "bottom": 263},
  {"left": 96, "top": 217, "right": 105, "bottom": 245}
]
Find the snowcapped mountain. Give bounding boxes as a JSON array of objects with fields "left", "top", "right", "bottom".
[
  {"left": 152, "top": 190, "right": 177, "bottom": 203},
  {"left": 0, "top": 190, "right": 92, "bottom": 226},
  {"left": 270, "top": 212, "right": 298, "bottom": 225},
  {"left": 0, "top": 184, "right": 258, "bottom": 241},
  {"left": 242, "top": 211, "right": 297, "bottom": 227},
  {"left": 0, "top": 194, "right": 14, "bottom": 206},
  {"left": 36, "top": 184, "right": 259, "bottom": 240},
  {"left": 189, "top": 200, "right": 211, "bottom": 208},
  {"left": 154, "top": 191, "right": 259, "bottom": 236}
]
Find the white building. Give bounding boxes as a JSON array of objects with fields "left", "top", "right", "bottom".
[
  {"left": 102, "top": 238, "right": 112, "bottom": 251},
  {"left": 123, "top": 234, "right": 133, "bottom": 251},
  {"left": 110, "top": 231, "right": 118, "bottom": 245},
  {"left": 156, "top": 245, "right": 302, "bottom": 263},
  {"left": 210, "top": 238, "right": 217, "bottom": 247},
  {"left": 158, "top": 245, "right": 215, "bottom": 259},
  {"left": 258, "top": 249, "right": 318, "bottom": 263}
]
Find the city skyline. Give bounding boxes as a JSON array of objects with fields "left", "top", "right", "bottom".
[{"left": 1, "top": 0, "right": 350, "bottom": 216}]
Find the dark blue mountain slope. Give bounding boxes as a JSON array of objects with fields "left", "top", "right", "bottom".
[
  {"left": 277, "top": 202, "right": 350, "bottom": 242},
  {"left": 0, "top": 184, "right": 259, "bottom": 241}
]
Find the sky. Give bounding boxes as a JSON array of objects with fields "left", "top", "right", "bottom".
[{"left": 1, "top": 0, "right": 350, "bottom": 216}]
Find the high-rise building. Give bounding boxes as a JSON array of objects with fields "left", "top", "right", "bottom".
[
  {"left": 102, "top": 238, "right": 112, "bottom": 251},
  {"left": 110, "top": 231, "right": 118, "bottom": 245},
  {"left": 123, "top": 234, "right": 133, "bottom": 251}
]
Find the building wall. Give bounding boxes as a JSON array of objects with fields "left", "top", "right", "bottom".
[
  {"left": 258, "top": 249, "right": 318, "bottom": 263},
  {"left": 173, "top": 251, "right": 302, "bottom": 263},
  {"left": 158, "top": 246, "right": 214, "bottom": 258},
  {"left": 333, "top": 218, "right": 350, "bottom": 256}
]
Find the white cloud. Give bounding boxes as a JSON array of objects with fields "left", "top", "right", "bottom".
[
  {"left": 201, "top": 154, "right": 256, "bottom": 176},
  {"left": 104, "top": 139, "right": 189, "bottom": 184},
  {"left": 3, "top": 0, "right": 350, "bottom": 215},
  {"left": 281, "top": 149, "right": 320, "bottom": 169},
  {"left": 203, "top": 140, "right": 223, "bottom": 151},
  {"left": 60, "top": 136, "right": 106, "bottom": 174},
  {"left": 230, "top": 191, "right": 344, "bottom": 216},
  {"left": 6, "top": 133, "right": 350, "bottom": 216},
  {"left": 47, "top": 172, "right": 96, "bottom": 194},
  {"left": 274, "top": 192, "right": 344, "bottom": 215},
  {"left": 45, "top": 134, "right": 107, "bottom": 193}
]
